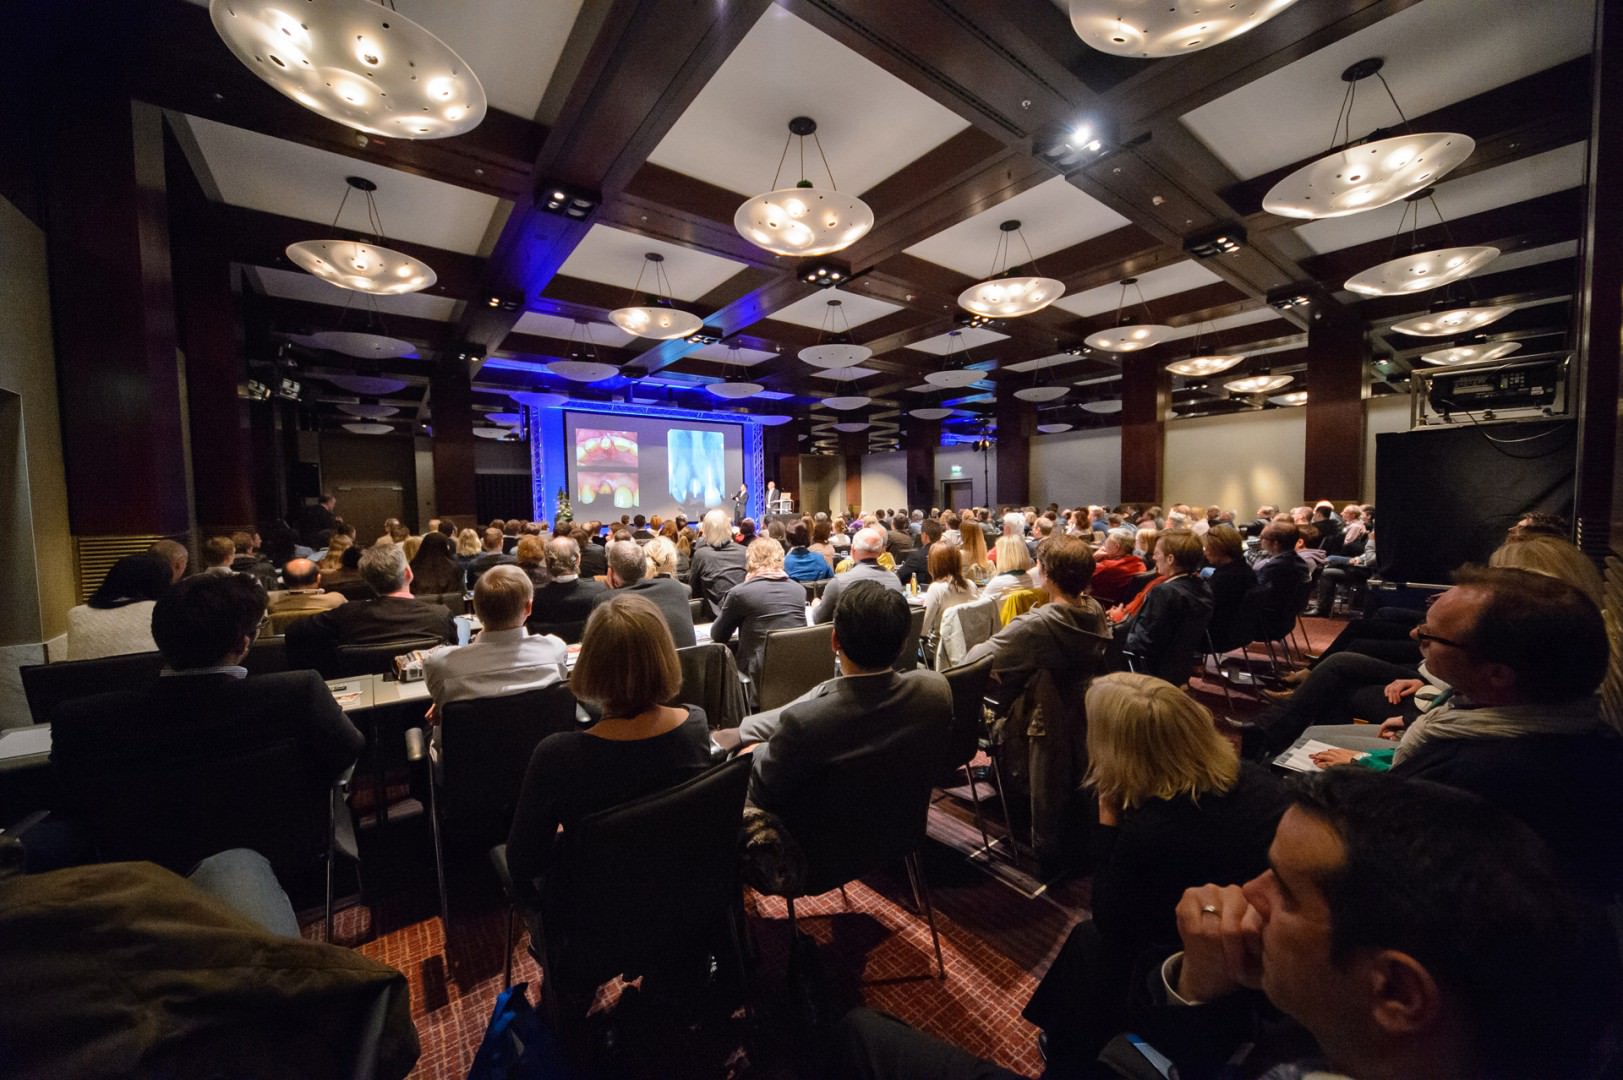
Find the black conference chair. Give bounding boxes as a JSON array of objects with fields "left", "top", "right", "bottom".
[
  {"left": 526, "top": 617, "right": 589, "bottom": 645},
  {"left": 491, "top": 757, "right": 754, "bottom": 1029},
  {"left": 20, "top": 651, "right": 165, "bottom": 725},
  {"left": 429, "top": 683, "right": 579, "bottom": 930},
  {"left": 937, "top": 654, "right": 999, "bottom": 852},
  {"left": 754, "top": 624, "right": 835, "bottom": 711},
  {"left": 672, "top": 642, "right": 748, "bottom": 731},
  {"left": 321, "top": 636, "right": 447, "bottom": 679},
  {"left": 894, "top": 605, "right": 927, "bottom": 672}
]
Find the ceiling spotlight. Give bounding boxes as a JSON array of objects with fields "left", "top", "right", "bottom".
[
  {"left": 1035, "top": 119, "right": 1113, "bottom": 171},
  {"left": 239, "top": 380, "right": 272, "bottom": 402},
  {"left": 1392, "top": 305, "right": 1515, "bottom": 337},
  {"left": 736, "top": 117, "right": 874, "bottom": 257},
  {"left": 209, "top": 0, "right": 487, "bottom": 139},
  {"left": 800, "top": 300, "right": 873, "bottom": 369},
  {"left": 536, "top": 181, "right": 598, "bottom": 220},
  {"left": 608, "top": 253, "right": 704, "bottom": 339},
  {"left": 1345, "top": 246, "right": 1499, "bottom": 298},
  {"left": 958, "top": 221, "right": 1065, "bottom": 319},
  {"left": 1418, "top": 341, "right": 1523, "bottom": 366},
  {"left": 1084, "top": 278, "right": 1172, "bottom": 352},
  {"left": 1166, "top": 354, "right": 1244, "bottom": 377},
  {"left": 1067, "top": 0, "right": 1301, "bottom": 58},
  {"left": 1184, "top": 225, "right": 1247, "bottom": 258},
  {"left": 1225, "top": 374, "right": 1294, "bottom": 395},
  {"left": 286, "top": 176, "right": 437, "bottom": 295},
  {"left": 800, "top": 261, "right": 850, "bottom": 288},
  {"left": 1268, "top": 288, "right": 1315, "bottom": 311},
  {"left": 685, "top": 327, "right": 722, "bottom": 346},
  {"left": 1263, "top": 59, "right": 1472, "bottom": 220}
]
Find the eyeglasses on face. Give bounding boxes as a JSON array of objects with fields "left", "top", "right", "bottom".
[{"left": 1413, "top": 624, "right": 1469, "bottom": 650}]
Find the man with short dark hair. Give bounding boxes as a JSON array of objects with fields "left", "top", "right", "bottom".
[
  {"left": 595, "top": 538, "right": 695, "bottom": 646},
  {"left": 295, "top": 492, "right": 340, "bottom": 548},
  {"left": 467, "top": 527, "right": 516, "bottom": 587},
  {"left": 744, "top": 581, "right": 950, "bottom": 804},
  {"left": 286, "top": 544, "right": 456, "bottom": 663},
  {"left": 893, "top": 518, "right": 943, "bottom": 588},
  {"left": 885, "top": 515, "right": 913, "bottom": 557}
]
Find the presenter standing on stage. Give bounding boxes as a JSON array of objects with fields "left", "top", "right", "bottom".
[
  {"left": 765, "top": 481, "right": 778, "bottom": 516},
  {"left": 732, "top": 483, "right": 748, "bottom": 524}
]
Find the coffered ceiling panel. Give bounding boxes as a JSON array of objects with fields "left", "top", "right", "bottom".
[
  {"left": 905, "top": 327, "right": 1011, "bottom": 355},
  {"left": 904, "top": 177, "right": 1131, "bottom": 278},
  {"left": 246, "top": 265, "right": 463, "bottom": 321},
  {"left": 766, "top": 288, "right": 903, "bottom": 330},
  {"left": 511, "top": 311, "right": 638, "bottom": 348},
  {"left": 1053, "top": 260, "right": 1224, "bottom": 318},
  {"left": 685, "top": 343, "right": 777, "bottom": 367},
  {"left": 1159, "top": 307, "right": 1287, "bottom": 345},
  {"left": 1293, "top": 142, "right": 1587, "bottom": 255},
  {"left": 1180, "top": 0, "right": 1595, "bottom": 180},
  {"left": 645, "top": 5, "right": 970, "bottom": 197},
  {"left": 555, "top": 224, "right": 748, "bottom": 301},
  {"left": 182, "top": 115, "right": 503, "bottom": 254}
]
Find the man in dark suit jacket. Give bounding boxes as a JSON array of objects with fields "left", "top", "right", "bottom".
[
  {"left": 466, "top": 527, "right": 517, "bottom": 588},
  {"left": 745, "top": 581, "right": 951, "bottom": 811},
  {"left": 575, "top": 527, "right": 608, "bottom": 578},
  {"left": 51, "top": 573, "right": 365, "bottom": 872},
  {"left": 893, "top": 518, "right": 942, "bottom": 588},
  {"left": 594, "top": 539, "right": 695, "bottom": 647},
  {"left": 286, "top": 543, "right": 456, "bottom": 667},
  {"left": 529, "top": 536, "right": 606, "bottom": 642}
]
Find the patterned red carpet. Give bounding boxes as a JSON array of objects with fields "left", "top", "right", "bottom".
[{"left": 302, "top": 616, "right": 1347, "bottom": 1079}]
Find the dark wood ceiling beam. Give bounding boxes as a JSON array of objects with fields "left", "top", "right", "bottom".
[{"left": 128, "top": 0, "right": 542, "bottom": 201}]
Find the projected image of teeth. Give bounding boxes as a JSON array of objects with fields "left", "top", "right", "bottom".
[
  {"left": 669, "top": 428, "right": 725, "bottom": 506},
  {"left": 577, "top": 472, "right": 638, "bottom": 508},
  {"left": 575, "top": 429, "right": 638, "bottom": 468}
]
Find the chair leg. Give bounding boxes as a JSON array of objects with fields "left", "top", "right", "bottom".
[
  {"left": 726, "top": 905, "right": 757, "bottom": 1025},
  {"left": 962, "top": 762, "right": 994, "bottom": 853},
  {"left": 503, "top": 908, "right": 516, "bottom": 990},
  {"left": 428, "top": 769, "right": 450, "bottom": 933},
  {"left": 325, "top": 789, "right": 336, "bottom": 944},
  {"left": 905, "top": 851, "right": 946, "bottom": 980},
  {"left": 986, "top": 751, "right": 1024, "bottom": 863},
  {"left": 786, "top": 895, "right": 798, "bottom": 940},
  {"left": 838, "top": 884, "right": 850, "bottom": 908}
]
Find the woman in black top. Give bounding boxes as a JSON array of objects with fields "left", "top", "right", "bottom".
[
  {"left": 1023, "top": 672, "right": 1285, "bottom": 1070},
  {"left": 408, "top": 530, "right": 465, "bottom": 595},
  {"left": 1203, "top": 523, "right": 1257, "bottom": 649},
  {"left": 506, "top": 592, "right": 714, "bottom": 894}
]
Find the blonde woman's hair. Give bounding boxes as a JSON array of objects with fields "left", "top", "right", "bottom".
[
  {"left": 1084, "top": 672, "right": 1239, "bottom": 810},
  {"left": 1490, "top": 535, "right": 1605, "bottom": 608},
  {"left": 318, "top": 533, "right": 352, "bottom": 572},
  {"left": 455, "top": 528, "right": 482, "bottom": 558},
  {"left": 644, "top": 536, "right": 679, "bottom": 577},
  {"left": 959, "top": 521, "right": 990, "bottom": 572},
  {"left": 746, "top": 537, "right": 785, "bottom": 574},
  {"left": 401, "top": 534, "right": 422, "bottom": 563},
  {"left": 993, "top": 535, "right": 1032, "bottom": 572}
]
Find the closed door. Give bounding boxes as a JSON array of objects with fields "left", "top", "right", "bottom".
[
  {"left": 941, "top": 480, "right": 973, "bottom": 512},
  {"left": 335, "top": 484, "right": 405, "bottom": 542}
]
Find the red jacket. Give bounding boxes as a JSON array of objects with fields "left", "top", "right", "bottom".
[{"left": 1091, "top": 554, "right": 1148, "bottom": 605}]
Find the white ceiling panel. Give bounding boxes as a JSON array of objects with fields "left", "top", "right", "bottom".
[
  {"left": 766, "top": 288, "right": 902, "bottom": 330},
  {"left": 511, "top": 311, "right": 637, "bottom": 347},
  {"left": 904, "top": 177, "right": 1131, "bottom": 278},
  {"left": 556, "top": 224, "right": 747, "bottom": 301},
  {"left": 1180, "top": 0, "right": 1595, "bottom": 180},
  {"left": 647, "top": 6, "right": 969, "bottom": 197},
  {"left": 905, "top": 327, "right": 1011, "bottom": 355},
  {"left": 1161, "top": 307, "right": 1288, "bottom": 345},
  {"left": 1475, "top": 239, "right": 1579, "bottom": 275},
  {"left": 1294, "top": 142, "right": 1587, "bottom": 254},
  {"left": 1006, "top": 352, "right": 1083, "bottom": 374},
  {"left": 687, "top": 343, "right": 777, "bottom": 367},
  {"left": 1053, "top": 260, "right": 1223, "bottom": 318},
  {"left": 183, "top": 115, "right": 501, "bottom": 255},
  {"left": 246, "top": 265, "right": 462, "bottom": 321}
]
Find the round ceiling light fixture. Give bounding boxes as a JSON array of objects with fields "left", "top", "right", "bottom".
[
  {"left": 800, "top": 342, "right": 872, "bottom": 368},
  {"left": 1166, "top": 353, "right": 1244, "bottom": 377},
  {"left": 1262, "top": 60, "right": 1472, "bottom": 220},
  {"left": 545, "top": 360, "right": 619, "bottom": 383},
  {"left": 1391, "top": 304, "right": 1515, "bottom": 337},
  {"left": 832, "top": 421, "right": 871, "bottom": 433},
  {"left": 508, "top": 391, "right": 569, "bottom": 408},
  {"left": 957, "top": 221, "right": 1064, "bottom": 319},
  {"left": 1014, "top": 385, "right": 1069, "bottom": 402},
  {"left": 336, "top": 403, "right": 399, "bottom": 419},
  {"left": 822, "top": 395, "right": 871, "bottom": 411},
  {"left": 755, "top": 414, "right": 795, "bottom": 426},
  {"left": 1225, "top": 374, "right": 1295, "bottom": 395},
  {"left": 1067, "top": 0, "right": 1300, "bottom": 58},
  {"left": 1084, "top": 277, "right": 1173, "bottom": 352},
  {"left": 1270, "top": 391, "right": 1309, "bottom": 406},
  {"left": 472, "top": 426, "right": 514, "bottom": 440},
  {"left": 484, "top": 412, "right": 522, "bottom": 426},
  {"left": 707, "top": 381, "right": 766, "bottom": 399},
  {"left": 909, "top": 407, "right": 956, "bottom": 420},
  {"left": 1344, "top": 246, "right": 1499, "bottom": 297},
  {"left": 735, "top": 118, "right": 874, "bottom": 257},
  {"left": 1037, "top": 422, "right": 1074, "bottom": 433},
  {"left": 1080, "top": 399, "right": 1123, "bottom": 414},
  {"left": 209, "top": 0, "right": 487, "bottom": 139},
  {"left": 341, "top": 421, "right": 393, "bottom": 435},
  {"left": 608, "top": 254, "right": 704, "bottom": 340},
  {"left": 308, "top": 330, "right": 417, "bottom": 358},
  {"left": 923, "top": 369, "right": 983, "bottom": 388},
  {"left": 1419, "top": 341, "right": 1523, "bottom": 366},
  {"left": 324, "top": 374, "right": 407, "bottom": 396},
  {"left": 285, "top": 177, "right": 436, "bottom": 295}
]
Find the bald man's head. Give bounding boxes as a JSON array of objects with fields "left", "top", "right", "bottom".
[{"left": 282, "top": 558, "right": 320, "bottom": 589}]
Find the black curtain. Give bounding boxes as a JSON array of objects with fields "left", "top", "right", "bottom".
[
  {"left": 475, "top": 473, "right": 533, "bottom": 525},
  {"left": 1374, "top": 419, "right": 1575, "bottom": 584}
]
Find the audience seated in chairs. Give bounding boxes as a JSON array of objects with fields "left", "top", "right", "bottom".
[
  {"left": 423, "top": 565, "right": 568, "bottom": 747},
  {"left": 1021, "top": 672, "right": 1286, "bottom": 1070},
  {"left": 687, "top": 508, "right": 748, "bottom": 613},
  {"left": 892, "top": 518, "right": 943, "bottom": 589},
  {"left": 980, "top": 536, "right": 1034, "bottom": 606},
  {"left": 706, "top": 538, "right": 808, "bottom": 683},
  {"left": 1201, "top": 524, "right": 1256, "bottom": 649},
  {"left": 526, "top": 536, "right": 607, "bottom": 643},
  {"left": 266, "top": 557, "right": 345, "bottom": 631},
  {"left": 465, "top": 527, "right": 517, "bottom": 588},
  {"left": 504, "top": 593, "right": 715, "bottom": 942},
  {"left": 1253, "top": 520, "right": 1309, "bottom": 611},
  {"left": 147, "top": 538, "right": 189, "bottom": 584},
  {"left": 784, "top": 521, "right": 835, "bottom": 582},
  {"left": 512, "top": 533, "right": 550, "bottom": 589},
  {"left": 595, "top": 538, "right": 696, "bottom": 647},
  {"left": 812, "top": 528, "right": 905, "bottom": 624},
  {"left": 408, "top": 530, "right": 466, "bottom": 596},
  {"left": 286, "top": 543, "right": 457, "bottom": 667},
  {"left": 1117, "top": 530, "right": 1214, "bottom": 685},
  {"left": 229, "top": 530, "right": 279, "bottom": 593},
  {"left": 1088, "top": 527, "right": 1146, "bottom": 606},
  {"left": 65, "top": 551, "right": 172, "bottom": 660},
  {"left": 831, "top": 769, "right": 1622, "bottom": 1080},
  {"left": 575, "top": 525, "right": 609, "bottom": 578},
  {"left": 920, "top": 541, "right": 978, "bottom": 662}
]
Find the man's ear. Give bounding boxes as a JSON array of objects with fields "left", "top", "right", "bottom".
[
  {"left": 829, "top": 627, "right": 841, "bottom": 658},
  {"left": 1367, "top": 950, "right": 1443, "bottom": 1036}
]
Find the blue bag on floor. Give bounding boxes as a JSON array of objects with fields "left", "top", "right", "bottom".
[{"left": 467, "top": 983, "right": 572, "bottom": 1079}]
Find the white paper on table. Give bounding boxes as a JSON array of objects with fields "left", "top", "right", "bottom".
[{"left": 1275, "top": 739, "right": 1340, "bottom": 773}]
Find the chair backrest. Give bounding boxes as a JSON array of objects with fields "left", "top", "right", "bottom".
[
  {"left": 755, "top": 623, "right": 835, "bottom": 711},
  {"left": 940, "top": 653, "right": 995, "bottom": 770},
  {"left": 440, "top": 683, "right": 579, "bottom": 841},
  {"left": 325, "top": 636, "right": 446, "bottom": 679},
  {"left": 1121, "top": 571, "right": 1159, "bottom": 603},
  {"left": 1211, "top": 585, "right": 1269, "bottom": 654},
  {"left": 418, "top": 591, "right": 468, "bottom": 614},
  {"left": 893, "top": 604, "right": 927, "bottom": 672},
  {"left": 1256, "top": 577, "right": 1310, "bottom": 642},
  {"left": 526, "top": 617, "right": 588, "bottom": 645},
  {"left": 937, "top": 597, "right": 998, "bottom": 668},
  {"left": 1141, "top": 598, "right": 1214, "bottom": 687},
  {"left": 672, "top": 642, "right": 747, "bottom": 729},
  {"left": 20, "top": 652, "right": 165, "bottom": 726},
  {"left": 688, "top": 597, "right": 706, "bottom": 624},
  {"left": 243, "top": 635, "right": 290, "bottom": 677},
  {"left": 542, "top": 757, "right": 751, "bottom": 990},
  {"left": 266, "top": 607, "right": 321, "bottom": 636},
  {"left": 998, "top": 588, "right": 1044, "bottom": 628},
  {"left": 332, "top": 579, "right": 376, "bottom": 602}
]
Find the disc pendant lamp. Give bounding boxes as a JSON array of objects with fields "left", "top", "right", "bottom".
[
  {"left": 958, "top": 221, "right": 1064, "bottom": 319},
  {"left": 1343, "top": 189, "right": 1496, "bottom": 298},
  {"left": 924, "top": 331, "right": 985, "bottom": 388},
  {"left": 1165, "top": 320, "right": 1243, "bottom": 377},
  {"left": 1067, "top": 0, "right": 1301, "bottom": 58},
  {"left": 608, "top": 254, "right": 703, "bottom": 340},
  {"left": 1084, "top": 278, "right": 1172, "bottom": 352},
  {"left": 286, "top": 176, "right": 436, "bottom": 294},
  {"left": 1391, "top": 304, "right": 1515, "bottom": 338},
  {"left": 735, "top": 117, "right": 874, "bottom": 258},
  {"left": 209, "top": 0, "right": 486, "bottom": 139},
  {"left": 1264, "top": 59, "right": 1472, "bottom": 220},
  {"left": 799, "top": 300, "right": 873, "bottom": 369}
]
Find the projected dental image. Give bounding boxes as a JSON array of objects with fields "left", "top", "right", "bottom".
[
  {"left": 576, "top": 428, "right": 639, "bottom": 508},
  {"left": 669, "top": 429, "right": 724, "bottom": 507}
]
